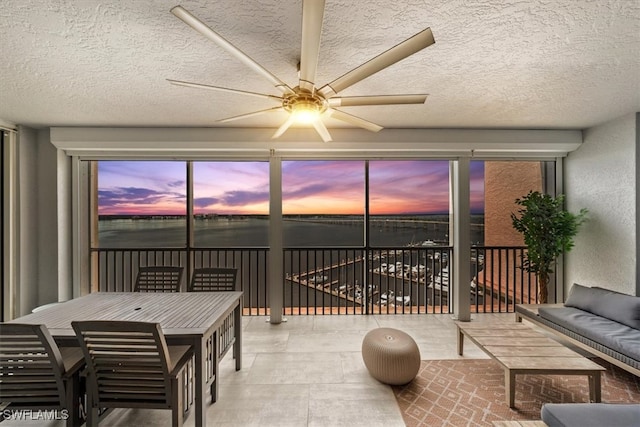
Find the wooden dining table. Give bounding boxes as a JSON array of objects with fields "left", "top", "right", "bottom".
[{"left": 11, "top": 291, "right": 243, "bottom": 427}]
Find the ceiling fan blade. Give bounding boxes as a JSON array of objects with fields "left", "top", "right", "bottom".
[
  {"left": 328, "top": 94, "right": 428, "bottom": 107},
  {"left": 167, "top": 79, "right": 282, "bottom": 101},
  {"left": 171, "top": 6, "right": 294, "bottom": 95},
  {"left": 318, "top": 28, "right": 435, "bottom": 98},
  {"left": 312, "top": 119, "right": 333, "bottom": 142},
  {"left": 328, "top": 108, "right": 383, "bottom": 132},
  {"left": 299, "top": 0, "right": 326, "bottom": 92},
  {"left": 272, "top": 115, "right": 297, "bottom": 139},
  {"left": 218, "top": 107, "right": 284, "bottom": 123}
]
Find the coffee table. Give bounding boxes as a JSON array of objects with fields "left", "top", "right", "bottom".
[{"left": 456, "top": 321, "right": 606, "bottom": 408}]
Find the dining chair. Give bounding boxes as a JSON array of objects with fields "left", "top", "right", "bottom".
[
  {"left": 0, "top": 323, "right": 85, "bottom": 427},
  {"left": 134, "top": 265, "right": 184, "bottom": 292},
  {"left": 71, "top": 320, "right": 193, "bottom": 427},
  {"left": 187, "top": 266, "right": 239, "bottom": 399},
  {"left": 188, "top": 267, "right": 238, "bottom": 292}
]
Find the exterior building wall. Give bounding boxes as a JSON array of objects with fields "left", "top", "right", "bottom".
[
  {"left": 480, "top": 161, "right": 543, "bottom": 303},
  {"left": 484, "top": 162, "right": 542, "bottom": 246}
]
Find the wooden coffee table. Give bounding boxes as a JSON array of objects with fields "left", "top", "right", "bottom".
[{"left": 456, "top": 321, "right": 606, "bottom": 408}]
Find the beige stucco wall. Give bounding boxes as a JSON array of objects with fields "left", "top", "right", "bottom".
[
  {"left": 17, "top": 126, "right": 39, "bottom": 315},
  {"left": 37, "top": 129, "right": 60, "bottom": 307},
  {"left": 15, "top": 127, "right": 60, "bottom": 316}
]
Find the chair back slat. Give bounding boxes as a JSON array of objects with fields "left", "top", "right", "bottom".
[
  {"left": 72, "top": 321, "right": 174, "bottom": 408},
  {"left": 0, "top": 323, "right": 67, "bottom": 410},
  {"left": 188, "top": 267, "right": 238, "bottom": 292},
  {"left": 134, "top": 266, "right": 183, "bottom": 292}
]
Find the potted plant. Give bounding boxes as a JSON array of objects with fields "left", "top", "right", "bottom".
[{"left": 511, "top": 191, "right": 588, "bottom": 303}]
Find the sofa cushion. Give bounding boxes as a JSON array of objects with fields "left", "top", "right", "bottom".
[
  {"left": 565, "top": 284, "right": 640, "bottom": 329},
  {"left": 596, "top": 290, "right": 640, "bottom": 329},
  {"left": 564, "top": 283, "right": 605, "bottom": 313},
  {"left": 541, "top": 403, "right": 640, "bottom": 427},
  {"left": 538, "top": 306, "right": 640, "bottom": 362}
]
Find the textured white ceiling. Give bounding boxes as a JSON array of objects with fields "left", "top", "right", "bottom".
[{"left": 1, "top": 0, "right": 639, "bottom": 131}]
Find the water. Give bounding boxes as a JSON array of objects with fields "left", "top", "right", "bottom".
[{"left": 98, "top": 215, "right": 485, "bottom": 248}]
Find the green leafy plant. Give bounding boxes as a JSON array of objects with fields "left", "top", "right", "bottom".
[{"left": 511, "top": 191, "right": 588, "bottom": 303}]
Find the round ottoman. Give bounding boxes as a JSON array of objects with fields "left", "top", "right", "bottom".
[{"left": 361, "top": 327, "right": 421, "bottom": 385}]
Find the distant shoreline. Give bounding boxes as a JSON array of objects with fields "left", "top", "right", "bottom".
[{"left": 98, "top": 213, "right": 483, "bottom": 221}]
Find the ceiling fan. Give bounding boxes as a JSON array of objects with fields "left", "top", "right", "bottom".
[{"left": 169, "top": 1, "right": 435, "bottom": 142}]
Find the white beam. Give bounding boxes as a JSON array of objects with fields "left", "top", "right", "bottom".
[
  {"left": 268, "top": 154, "right": 284, "bottom": 323},
  {"left": 50, "top": 127, "right": 582, "bottom": 159},
  {"left": 2, "top": 129, "right": 19, "bottom": 320},
  {"left": 56, "top": 149, "right": 72, "bottom": 302},
  {"left": 452, "top": 157, "right": 471, "bottom": 321}
]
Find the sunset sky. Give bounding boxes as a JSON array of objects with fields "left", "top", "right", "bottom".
[{"left": 98, "top": 160, "right": 485, "bottom": 215}]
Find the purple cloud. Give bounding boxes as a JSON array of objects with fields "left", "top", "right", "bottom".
[
  {"left": 222, "top": 190, "right": 269, "bottom": 206},
  {"left": 98, "top": 186, "right": 185, "bottom": 209},
  {"left": 167, "top": 180, "right": 186, "bottom": 188},
  {"left": 99, "top": 187, "right": 164, "bottom": 203},
  {"left": 283, "top": 183, "right": 335, "bottom": 199},
  {"left": 194, "top": 197, "right": 220, "bottom": 208}
]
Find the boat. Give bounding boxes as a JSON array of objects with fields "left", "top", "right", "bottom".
[
  {"left": 406, "top": 239, "right": 439, "bottom": 247},
  {"left": 430, "top": 267, "right": 449, "bottom": 292},
  {"left": 380, "top": 290, "right": 411, "bottom": 306},
  {"left": 308, "top": 274, "right": 328, "bottom": 284},
  {"left": 428, "top": 267, "right": 482, "bottom": 295},
  {"left": 409, "top": 264, "right": 426, "bottom": 279}
]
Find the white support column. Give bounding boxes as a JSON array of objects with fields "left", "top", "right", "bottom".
[
  {"left": 56, "top": 149, "right": 72, "bottom": 302},
  {"left": 72, "top": 157, "right": 90, "bottom": 297},
  {"left": 2, "top": 129, "right": 19, "bottom": 320},
  {"left": 553, "top": 157, "right": 564, "bottom": 303},
  {"left": 268, "top": 153, "right": 284, "bottom": 323},
  {"left": 186, "top": 162, "right": 194, "bottom": 284},
  {"left": 452, "top": 157, "right": 471, "bottom": 321}
]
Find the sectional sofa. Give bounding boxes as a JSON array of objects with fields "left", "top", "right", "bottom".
[
  {"left": 515, "top": 283, "right": 640, "bottom": 377},
  {"left": 515, "top": 284, "right": 640, "bottom": 426}
]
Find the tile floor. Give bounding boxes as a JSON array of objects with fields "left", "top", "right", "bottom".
[{"left": 4, "top": 313, "right": 515, "bottom": 427}]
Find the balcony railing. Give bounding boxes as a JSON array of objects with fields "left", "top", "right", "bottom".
[
  {"left": 90, "top": 247, "right": 269, "bottom": 315},
  {"left": 90, "top": 245, "right": 541, "bottom": 315}
]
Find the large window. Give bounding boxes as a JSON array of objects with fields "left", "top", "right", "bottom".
[
  {"left": 477, "top": 160, "right": 557, "bottom": 306},
  {"left": 193, "top": 161, "right": 269, "bottom": 247},
  {"left": 369, "top": 160, "right": 454, "bottom": 247},
  {"left": 96, "top": 161, "right": 187, "bottom": 248},
  {"left": 96, "top": 160, "right": 272, "bottom": 248},
  {"left": 282, "top": 160, "right": 365, "bottom": 247},
  {"left": 95, "top": 159, "right": 485, "bottom": 249},
  {"left": 281, "top": 160, "right": 473, "bottom": 248}
]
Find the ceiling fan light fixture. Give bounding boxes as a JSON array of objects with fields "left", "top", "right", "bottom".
[
  {"left": 292, "top": 101, "right": 321, "bottom": 124},
  {"left": 283, "top": 91, "right": 327, "bottom": 125}
]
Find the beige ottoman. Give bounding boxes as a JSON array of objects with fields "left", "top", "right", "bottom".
[{"left": 361, "top": 327, "right": 421, "bottom": 385}]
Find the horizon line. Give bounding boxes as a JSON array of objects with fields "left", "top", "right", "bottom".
[{"left": 98, "top": 212, "right": 485, "bottom": 217}]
